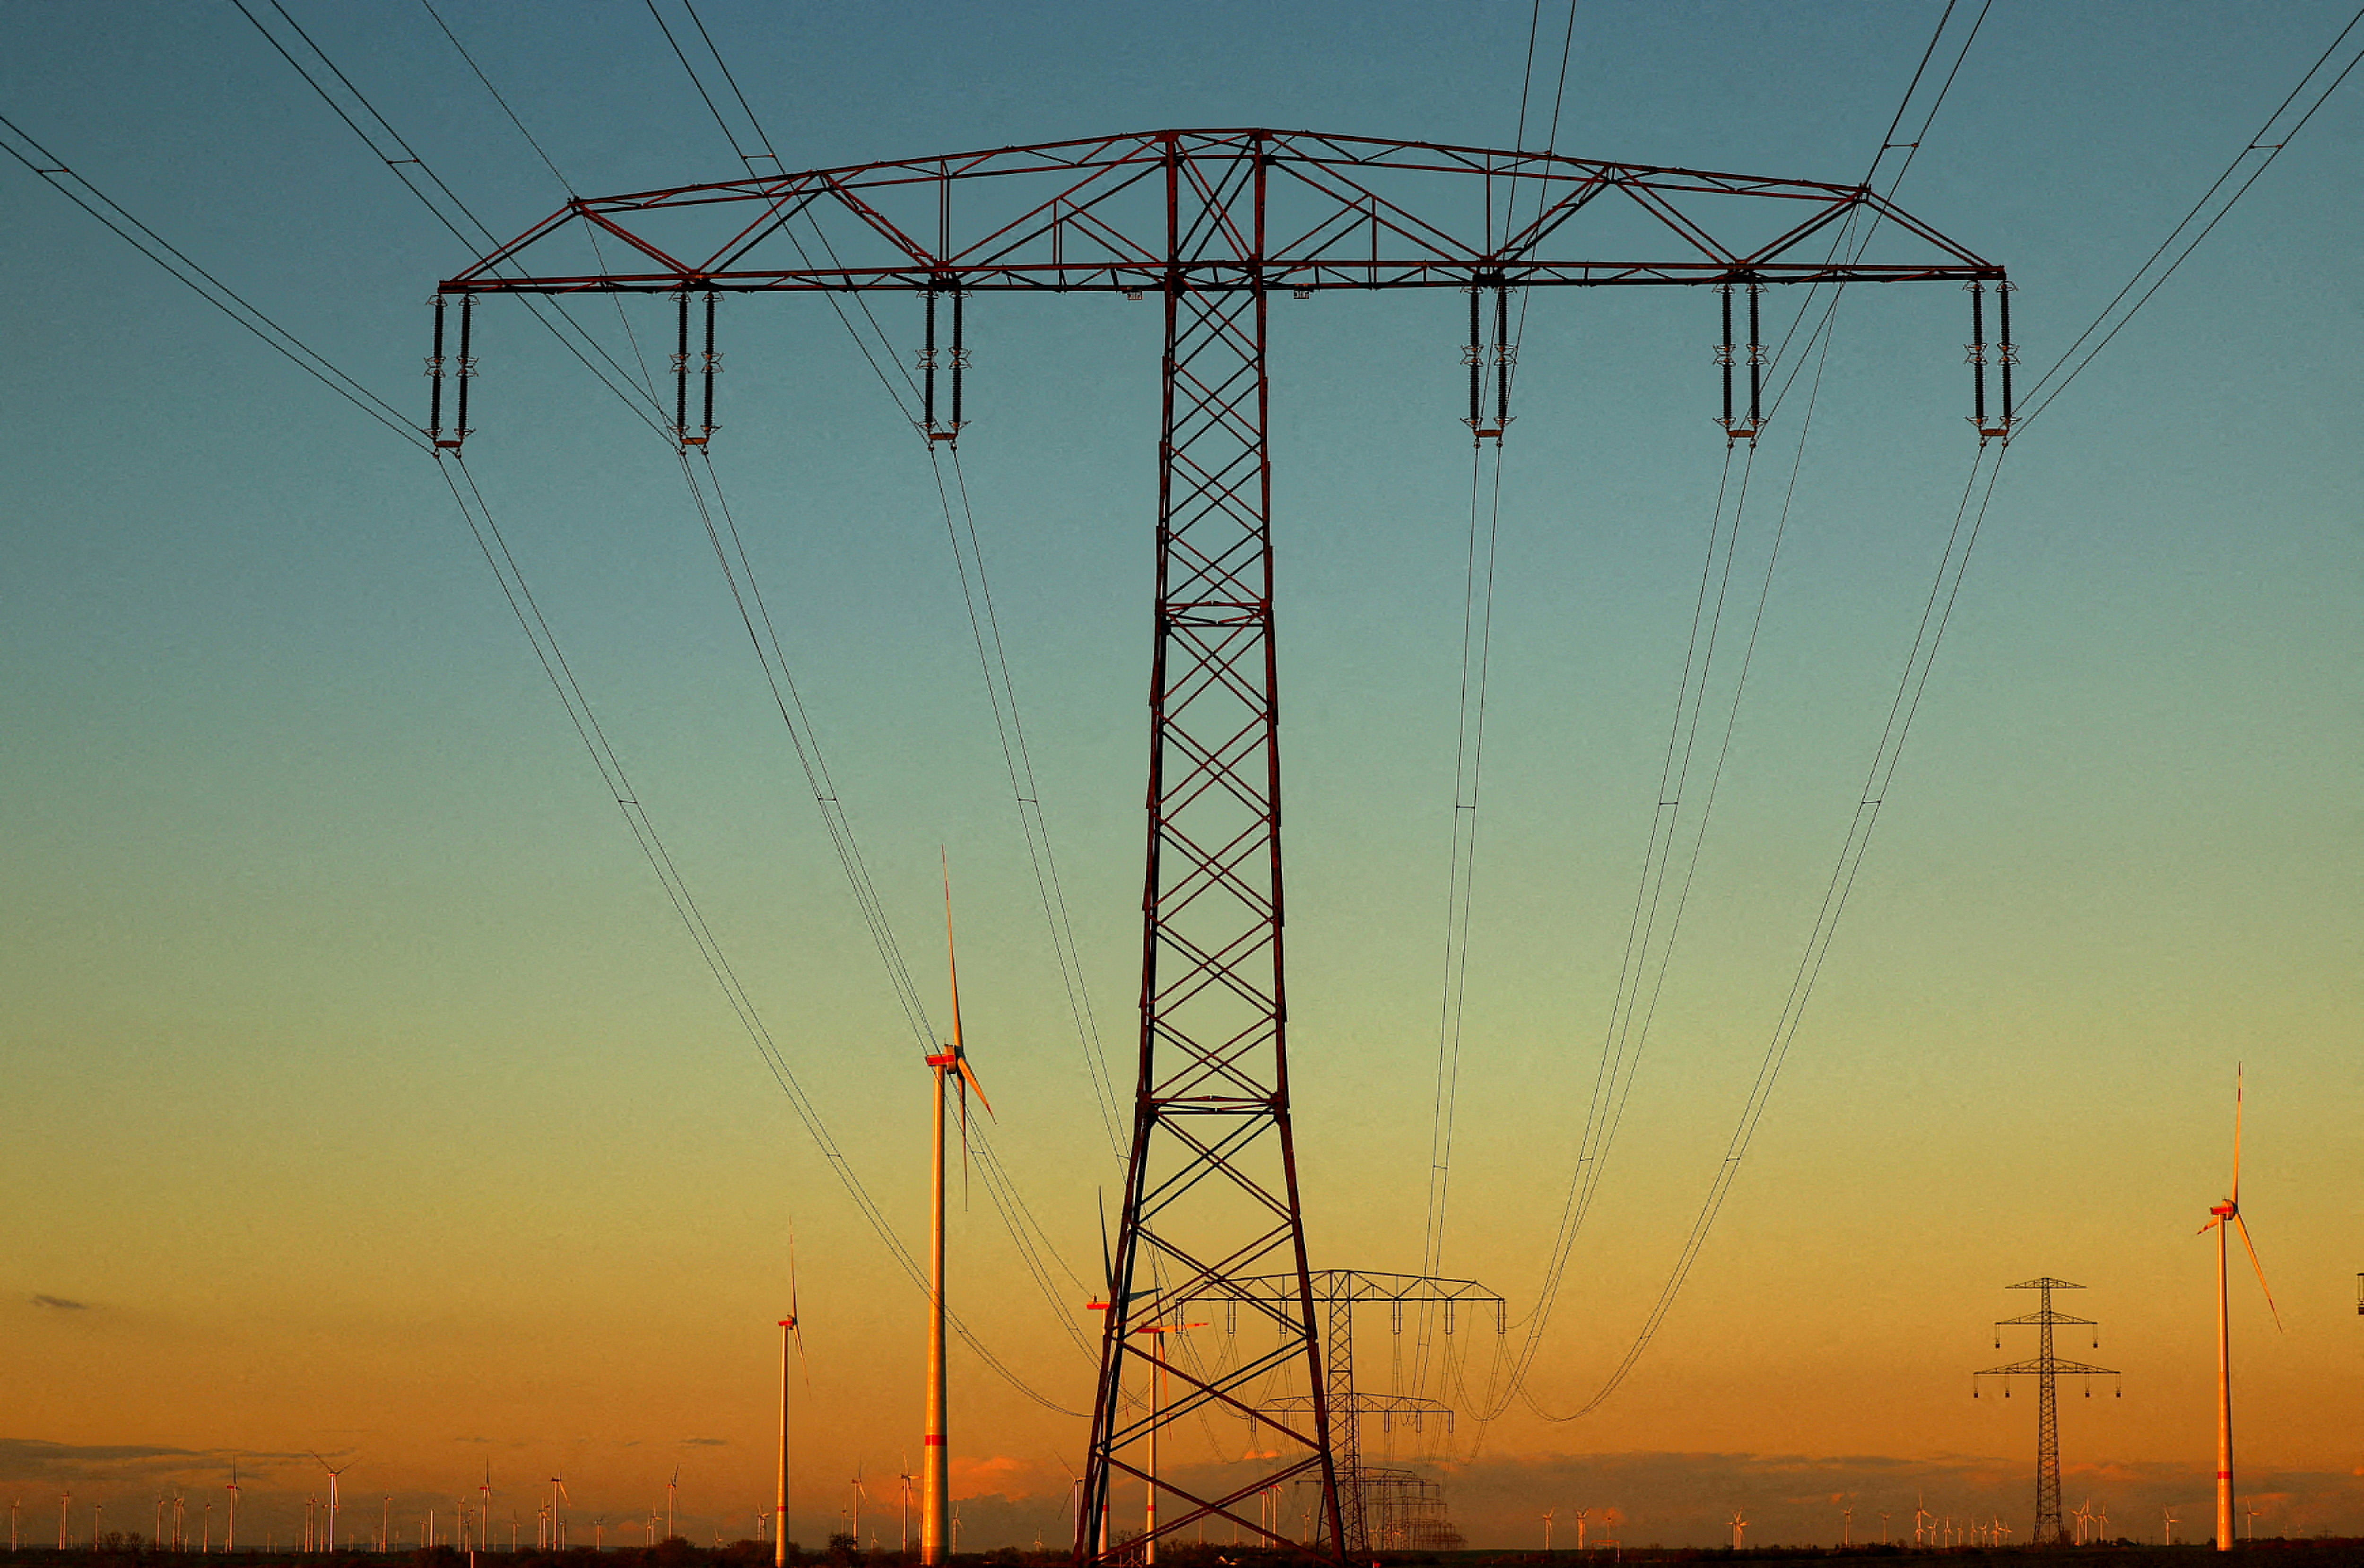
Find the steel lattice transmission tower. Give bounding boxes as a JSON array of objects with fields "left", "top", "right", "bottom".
[
  {"left": 1974, "top": 1277, "right": 2118, "bottom": 1545},
  {"left": 428, "top": 128, "right": 2006, "bottom": 1568},
  {"left": 1167, "top": 1271, "right": 1505, "bottom": 1555}
]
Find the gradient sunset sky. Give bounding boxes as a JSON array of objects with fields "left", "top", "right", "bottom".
[{"left": 4, "top": 0, "right": 2359, "bottom": 1551}]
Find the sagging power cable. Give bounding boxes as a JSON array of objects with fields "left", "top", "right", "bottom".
[
  {"left": 422, "top": 4, "right": 1105, "bottom": 1346},
  {"left": 233, "top": 0, "right": 671, "bottom": 436},
  {"left": 2015, "top": 3, "right": 2364, "bottom": 432},
  {"left": 643, "top": 3, "right": 1126, "bottom": 1159},
  {"left": 1481, "top": 0, "right": 1992, "bottom": 1426},
  {"left": 0, "top": 112, "right": 427, "bottom": 452},
  {"left": 1504, "top": 0, "right": 2355, "bottom": 1425},
  {"left": 6, "top": 89, "right": 1089, "bottom": 1412}
]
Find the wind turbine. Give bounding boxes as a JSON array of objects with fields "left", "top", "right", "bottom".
[
  {"left": 311, "top": 1453, "right": 352, "bottom": 1556},
  {"left": 382, "top": 1497, "right": 392, "bottom": 1554},
  {"left": 1912, "top": 1494, "right": 1930, "bottom": 1549},
  {"left": 1573, "top": 1507, "right": 1589, "bottom": 1552},
  {"left": 921, "top": 853, "right": 993, "bottom": 1568},
  {"left": 1540, "top": 1509, "right": 1553, "bottom": 1552},
  {"left": 899, "top": 1460, "right": 914, "bottom": 1559},
  {"left": 57, "top": 1492, "right": 69, "bottom": 1553},
  {"left": 667, "top": 1469, "right": 679, "bottom": 1543},
  {"left": 1728, "top": 1511, "right": 1746, "bottom": 1550},
  {"left": 1877, "top": 1509, "right": 1890, "bottom": 1545},
  {"left": 2164, "top": 1506, "right": 2179, "bottom": 1546},
  {"left": 777, "top": 1236, "right": 811, "bottom": 1568},
  {"left": 2201, "top": 1067, "right": 2281, "bottom": 1553},
  {"left": 480, "top": 1467, "right": 492, "bottom": 1556},
  {"left": 2071, "top": 1499, "right": 2092, "bottom": 1545},
  {"left": 550, "top": 1480, "right": 569, "bottom": 1552},
  {"left": 850, "top": 1467, "right": 866, "bottom": 1549},
  {"left": 1841, "top": 1501, "right": 1853, "bottom": 1547},
  {"left": 2243, "top": 1499, "right": 2262, "bottom": 1542}
]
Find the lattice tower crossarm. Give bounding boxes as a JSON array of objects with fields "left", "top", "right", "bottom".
[
  {"left": 427, "top": 128, "right": 2009, "bottom": 1568},
  {"left": 1975, "top": 1277, "right": 2118, "bottom": 1545}
]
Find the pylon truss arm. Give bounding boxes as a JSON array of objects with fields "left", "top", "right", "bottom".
[
  {"left": 1162, "top": 1270, "right": 1508, "bottom": 1331},
  {"left": 1976, "top": 1358, "right": 2118, "bottom": 1378},
  {"left": 1258, "top": 1394, "right": 1456, "bottom": 1433},
  {"left": 436, "top": 127, "right": 2001, "bottom": 298},
  {"left": 1996, "top": 1309, "right": 2097, "bottom": 1327}
]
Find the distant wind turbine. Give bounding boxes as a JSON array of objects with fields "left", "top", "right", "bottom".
[
  {"left": 1729, "top": 1511, "right": 1746, "bottom": 1550},
  {"left": 311, "top": 1453, "right": 351, "bottom": 1556},
  {"left": 921, "top": 852, "right": 993, "bottom": 1568},
  {"left": 667, "top": 1468, "right": 679, "bottom": 1543},
  {"left": 1540, "top": 1509, "right": 1553, "bottom": 1552},
  {"left": 2164, "top": 1506, "right": 2180, "bottom": 1546},
  {"left": 777, "top": 1237, "right": 810, "bottom": 1568},
  {"left": 225, "top": 1466, "right": 240, "bottom": 1555},
  {"left": 2243, "top": 1499, "right": 2261, "bottom": 1542},
  {"left": 899, "top": 1460, "right": 914, "bottom": 1559},
  {"left": 1573, "top": 1507, "right": 1590, "bottom": 1552}
]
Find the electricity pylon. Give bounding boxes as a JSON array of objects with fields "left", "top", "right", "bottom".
[
  {"left": 1974, "top": 1277, "right": 2117, "bottom": 1544},
  {"left": 432, "top": 128, "right": 2007, "bottom": 1567},
  {"left": 1168, "top": 1269, "right": 1504, "bottom": 1554}
]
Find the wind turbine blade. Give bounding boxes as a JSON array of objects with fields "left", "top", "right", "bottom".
[
  {"left": 956, "top": 1056, "right": 994, "bottom": 1120},
  {"left": 1098, "top": 1189, "right": 1114, "bottom": 1293},
  {"left": 2234, "top": 1212, "right": 2282, "bottom": 1331},
  {"left": 942, "top": 849, "right": 964, "bottom": 1054},
  {"left": 958, "top": 1074, "right": 973, "bottom": 1210},
  {"left": 2231, "top": 1064, "right": 2244, "bottom": 1203}
]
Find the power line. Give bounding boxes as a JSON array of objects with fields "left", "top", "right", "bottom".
[
  {"left": 232, "top": 0, "right": 670, "bottom": 433},
  {"left": 0, "top": 112, "right": 427, "bottom": 451},
  {"left": 423, "top": 0, "right": 1106, "bottom": 1372},
  {"left": 930, "top": 447, "right": 1129, "bottom": 1159},
  {"left": 2016, "top": 3, "right": 2364, "bottom": 432},
  {"left": 638, "top": 0, "right": 1123, "bottom": 1236},
  {"left": 5, "top": 103, "right": 1085, "bottom": 1413},
  {"left": 447, "top": 450, "right": 1086, "bottom": 1412},
  {"left": 1486, "top": 0, "right": 1993, "bottom": 1423},
  {"left": 1502, "top": 0, "right": 2355, "bottom": 1426}
]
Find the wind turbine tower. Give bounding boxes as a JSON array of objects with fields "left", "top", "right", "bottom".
[{"left": 1975, "top": 1277, "right": 2117, "bottom": 1544}]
